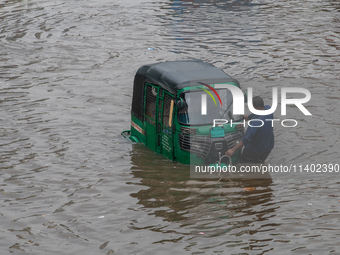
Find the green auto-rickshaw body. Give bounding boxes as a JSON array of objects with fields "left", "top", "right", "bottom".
[{"left": 124, "top": 60, "right": 245, "bottom": 166}]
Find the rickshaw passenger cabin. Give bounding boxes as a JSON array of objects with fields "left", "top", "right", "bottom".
[{"left": 125, "top": 60, "right": 245, "bottom": 165}]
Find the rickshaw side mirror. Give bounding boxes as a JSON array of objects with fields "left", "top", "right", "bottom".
[{"left": 176, "top": 98, "right": 188, "bottom": 112}]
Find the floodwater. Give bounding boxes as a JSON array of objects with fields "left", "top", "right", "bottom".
[{"left": 0, "top": 0, "right": 340, "bottom": 254}]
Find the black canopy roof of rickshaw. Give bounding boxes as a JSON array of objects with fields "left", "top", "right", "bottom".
[{"left": 131, "top": 60, "right": 240, "bottom": 120}]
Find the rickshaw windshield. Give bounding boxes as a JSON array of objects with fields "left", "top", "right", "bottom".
[{"left": 178, "top": 89, "right": 242, "bottom": 126}]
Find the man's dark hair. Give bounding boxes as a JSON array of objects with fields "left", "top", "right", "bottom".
[{"left": 252, "top": 96, "right": 264, "bottom": 109}]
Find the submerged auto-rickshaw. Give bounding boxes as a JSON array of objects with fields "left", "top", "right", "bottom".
[{"left": 122, "top": 60, "right": 245, "bottom": 166}]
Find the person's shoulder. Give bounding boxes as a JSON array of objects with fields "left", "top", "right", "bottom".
[{"left": 263, "top": 105, "right": 274, "bottom": 119}]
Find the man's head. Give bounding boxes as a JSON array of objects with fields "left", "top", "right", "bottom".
[{"left": 252, "top": 96, "right": 264, "bottom": 110}]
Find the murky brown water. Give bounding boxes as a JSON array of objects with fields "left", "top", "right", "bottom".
[{"left": 1, "top": 0, "right": 340, "bottom": 254}]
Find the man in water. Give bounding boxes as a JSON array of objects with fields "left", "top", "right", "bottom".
[{"left": 225, "top": 96, "right": 274, "bottom": 163}]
